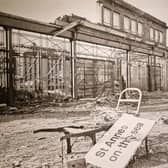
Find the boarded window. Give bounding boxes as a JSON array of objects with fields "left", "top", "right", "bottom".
[
  {"left": 159, "top": 31, "right": 163, "bottom": 43},
  {"left": 150, "top": 28, "right": 154, "bottom": 40},
  {"left": 155, "top": 30, "right": 159, "bottom": 42},
  {"left": 103, "top": 7, "right": 111, "bottom": 26},
  {"left": 113, "top": 12, "right": 120, "bottom": 29},
  {"left": 131, "top": 20, "right": 136, "bottom": 34},
  {"left": 137, "top": 22, "right": 143, "bottom": 36},
  {"left": 124, "top": 16, "right": 130, "bottom": 32}
]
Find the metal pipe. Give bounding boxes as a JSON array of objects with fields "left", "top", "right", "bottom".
[
  {"left": 126, "top": 50, "right": 129, "bottom": 88},
  {"left": 70, "top": 32, "right": 77, "bottom": 99}
]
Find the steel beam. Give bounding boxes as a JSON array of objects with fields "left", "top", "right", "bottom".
[
  {"left": 5, "top": 28, "right": 15, "bottom": 105},
  {"left": 76, "top": 33, "right": 130, "bottom": 50},
  {"left": 0, "top": 11, "right": 166, "bottom": 57},
  {"left": 0, "top": 11, "right": 72, "bottom": 38}
]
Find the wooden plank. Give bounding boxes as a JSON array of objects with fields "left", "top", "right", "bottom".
[
  {"left": 85, "top": 114, "right": 155, "bottom": 168},
  {"left": 54, "top": 20, "right": 81, "bottom": 36},
  {"left": 61, "top": 125, "right": 111, "bottom": 140}
]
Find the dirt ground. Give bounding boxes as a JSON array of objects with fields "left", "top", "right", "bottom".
[{"left": 1, "top": 93, "right": 168, "bottom": 168}]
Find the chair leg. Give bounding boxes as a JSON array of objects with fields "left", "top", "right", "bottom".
[
  {"left": 91, "top": 133, "right": 96, "bottom": 145},
  {"left": 145, "top": 137, "right": 149, "bottom": 156},
  {"left": 66, "top": 137, "right": 72, "bottom": 154}
]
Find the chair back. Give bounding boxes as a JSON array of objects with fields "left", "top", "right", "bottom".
[{"left": 116, "top": 88, "right": 142, "bottom": 116}]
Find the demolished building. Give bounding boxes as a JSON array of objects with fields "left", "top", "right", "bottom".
[{"left": 0, "top": 0, "right": 168, "bottom": 105}]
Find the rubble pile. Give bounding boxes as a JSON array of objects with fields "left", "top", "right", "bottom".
[
  {"left": 90, "top": 106, "right": 121, "bottom": 125},
  {"left": 95, "top": 94, "right": 117, "bottom": 107},
  {"left": 1, "top": 91, "right": 168, "bottom": 167}
]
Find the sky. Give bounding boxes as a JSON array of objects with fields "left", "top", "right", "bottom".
[{"left": 0, "top": 0, "right": 167, "bottom": 25}]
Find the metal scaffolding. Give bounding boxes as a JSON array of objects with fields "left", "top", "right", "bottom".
[{"left": 0, "top": 16, "right": 167, "bottom": 104}]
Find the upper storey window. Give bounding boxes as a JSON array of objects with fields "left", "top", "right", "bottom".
[
  {"left": 131, "top": 20, "right": 137, "bottom": 34},
  {"left": 137, "top": 22, "right": 143, "bottom": 36},
  {"left": 103, "top": 7, "right": 111, "bottom": 26},
  {"left": 150, "top": 28, "right": 154, "bottom": 40},
  {"left": 155, "top": 30, "right": 159, "bottom": 42},
  {"left": 159, "top": 31, "right": 163, "bottom": 44},
  {"left": 124, "top": 16, "right": 130, "bottom": 32},
  {"left": 113, "top": 12, "right": 120, "bottom": 29}
]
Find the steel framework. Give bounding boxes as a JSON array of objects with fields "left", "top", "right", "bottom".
[{"left": 0, "top": 11, "right": 167, "bottom": 105}]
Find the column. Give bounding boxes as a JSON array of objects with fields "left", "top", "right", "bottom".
[{"left": 6, "top": 27, "right": 14, "bottom": 105}]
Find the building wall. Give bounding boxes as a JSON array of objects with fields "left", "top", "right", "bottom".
[
  {"left": 96, "top": 0, "right": 168, "bottom": 91},
  {"left": 97, "top": 0, "right": 167, "bottom": 47}
]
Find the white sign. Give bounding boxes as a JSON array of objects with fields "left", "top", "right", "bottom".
[{"left": 85, "top": 114, "right": 155, "bottom": 168}]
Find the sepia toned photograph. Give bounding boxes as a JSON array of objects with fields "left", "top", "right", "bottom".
[{"left": 0, "top": 0, "right": 168, "bottom": 167}]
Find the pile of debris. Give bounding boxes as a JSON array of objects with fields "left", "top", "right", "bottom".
[{"left": 95, "top": 94, "right": 117, "bottom": 107}]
